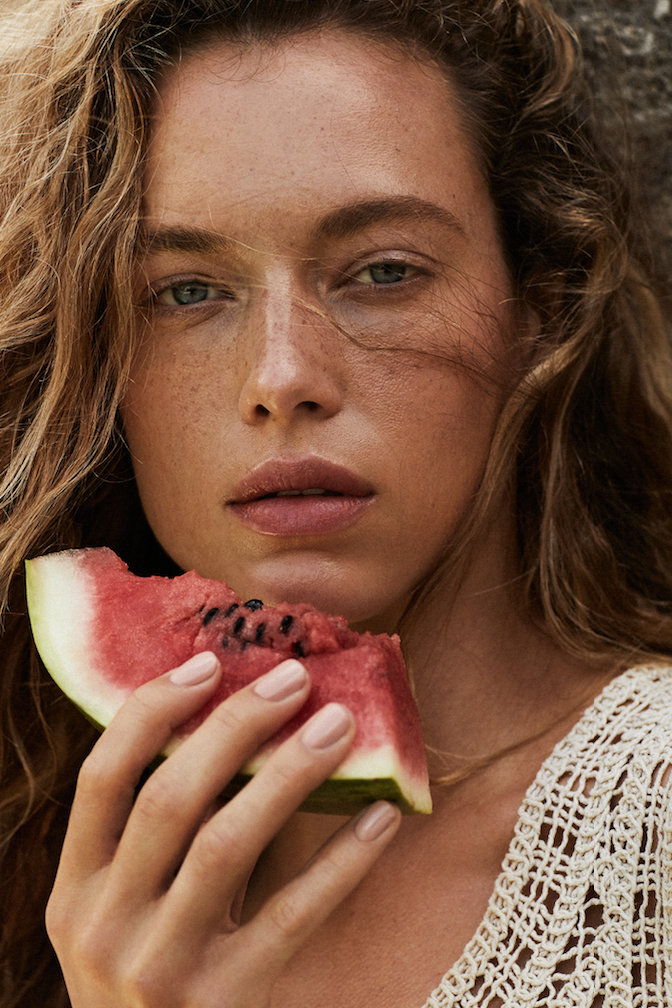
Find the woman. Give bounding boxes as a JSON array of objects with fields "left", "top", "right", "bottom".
[{"left": 1, "top": 1, "right": 671, "bottom": 1005}]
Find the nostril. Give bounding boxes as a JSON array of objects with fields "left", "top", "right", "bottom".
[{"left": 252, "top": 399, "right": 322, "bottom": 421}]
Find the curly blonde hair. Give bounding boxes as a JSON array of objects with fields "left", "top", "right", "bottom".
[{"left": 0, "top": 1, "right": 670, "bottom": 1002}]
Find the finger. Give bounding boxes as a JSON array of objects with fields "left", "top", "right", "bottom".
[
  {"left": 163, "top": 702, "right": 357, "bottom": 937},
  {"left": 58, "top": 651, "right": 223, "bottom": 881},
  {"left": 106, "top": 659, "right": 311, "bottom": 902},
  {"left": 219, "top": 802, "right": 402, "bottom": 991},
  {"left": 106, "top": 801, "right": 390, "bottom": 1008}
]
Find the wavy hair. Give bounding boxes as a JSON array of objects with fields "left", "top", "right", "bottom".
[{"left": 0, "top": 0, "right": 670, "bottom": 1002}]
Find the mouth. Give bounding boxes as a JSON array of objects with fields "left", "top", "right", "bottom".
[
  {"left": 259, "top": 488, "right": 342, "bottom": 498},
  {"left": 229, "top": 456, "right": 374, "bottom": 505},
  {"left": 228, "top": 457, "right": 375, "bottom": 535}
]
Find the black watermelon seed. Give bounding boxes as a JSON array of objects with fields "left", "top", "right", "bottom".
[
  {"left": 244, "top": 599, "right": 264, "bottom": 611},
  {"left": 240, "top": 640, "right": 250, "bottom": 651},
  {"left": 280, "top": 614, "right": 293, "bottom": 634},
  {"left": 225, "top": 603, "right": 240, "bottom": 617},
  {"left": 203, "top": 607, "right": 219, "bottom": 626},
  {"left": 255, "top": 622, "right": 266, "bottom": 643},
  {"left": 233, "top": 616, "right": 245, "bottom": 636},
  {"left": 221, "top": 636, "right": 229, "bottom": 648},
  {"left": 294, "top": 641, "right": 305, "bottom": 658}
]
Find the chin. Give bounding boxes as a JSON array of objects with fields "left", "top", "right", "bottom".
[
  {"left": 223, "top": 560, "right": 404, "bottom": 631},
  {"left": 162, "top": 542, "right": 409, "bottom": 632}
]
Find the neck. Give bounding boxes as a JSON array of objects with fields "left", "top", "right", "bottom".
[
  {"left": 241, "top": 518, "right": 619, "bottom": 926},
  {"left": 401, "top": 518, "right": 616, "bottom": 780}
]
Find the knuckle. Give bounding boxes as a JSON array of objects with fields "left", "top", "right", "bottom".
[
  {"left": 76, "top": 748, "right": 115, "bottom": 799},
  {"left": 122, "top": 964, "right": 173, "bottom": 1008},
  {"left": 264, "top": 756, "right": 300, "bottom": 793},
  {"left": 127, "top": 686, "right": 166, "bottom": 728},
  {"left": 311, "top": 847, "right": 347, "bottom": 890},
  {"left": 266, "top": 889, "right": 311, "bottom": 939},
  {"left": 261, "top": 737, "right": 332, "bottom": 799},
  {"left": 133, "top": 773, "right": 183, "bottom": 826},
  {"left": 44, "top": 891, "right": 69, "bottom": 944},
  {"left": 189, "top": 818, "right": 246, "bottom": 877},
  {"left": 210, "top": 699, "right": 249, "bottom": 737},
  {"left": 67, "top": 918, "right": 117, "bottom": 984}
]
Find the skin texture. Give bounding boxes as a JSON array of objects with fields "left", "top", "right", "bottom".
[
  {"left": 123, "top": 30, "right": 518, "bottom": 629},
  {"left": 47, "top": 654, "right": 402, "bottom": 1007},
  {"left": 48, "top": 31, "right": 615, "bottom": 1008}
]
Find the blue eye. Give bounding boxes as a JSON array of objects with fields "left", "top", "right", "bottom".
[
  {"left": 156, "top": 282, "right": 215, "bottom": 306},
  {"left": 353, "top": 262, "right": 413, "bottom": 285}
]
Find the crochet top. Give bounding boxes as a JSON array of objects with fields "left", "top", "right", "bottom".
[{"left": 422, "top": 665, "right": 672, "bottom": 1008}]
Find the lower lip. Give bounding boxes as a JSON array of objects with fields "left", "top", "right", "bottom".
[{"left": 228, "top": 495, "right": 374, "bottom": 535}]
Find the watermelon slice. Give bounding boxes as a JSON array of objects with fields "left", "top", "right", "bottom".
[{"left": 25, "top": 547, "right": 431, "bottom": 815}]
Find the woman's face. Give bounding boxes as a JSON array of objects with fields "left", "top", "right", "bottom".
[{"left": 123, "top": 30, "right": 520, "bottom": 629}]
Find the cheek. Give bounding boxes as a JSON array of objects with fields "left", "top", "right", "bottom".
[
  {"left": 401, "top": 375, "right": 500, "bottom": 495},
  {"left": 123, "top": 335, "right": 234, "bottom": 453},
  {"left": 121, "top": 351, "right": 222, "bottom": 517},
  {"left": 121, "top": 315, "right": 505, "bottom": 572},
  {"left": 351, "top": 358, "right": 502, "bottom": 561}
]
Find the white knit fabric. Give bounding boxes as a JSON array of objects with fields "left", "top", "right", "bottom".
[{"left": 423, "top": 665, "right": 672, "bottom": 1008}]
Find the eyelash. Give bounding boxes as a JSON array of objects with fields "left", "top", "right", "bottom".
[
  {"left": 149, "top": 280, "right": 233, "bottom": 308},
  {"left": 146, "top": 256, "right": 428, "bottom": 311},
  {"left": 345, "top": 260, "right": 422, "bottom": 288}
]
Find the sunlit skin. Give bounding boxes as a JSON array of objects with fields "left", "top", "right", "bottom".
[
  {"left": 123, "top": 31, "right": 519, "bottom": 631},
  {"left": 109, "top": 32, "right": 615, "bottom": 1008}
]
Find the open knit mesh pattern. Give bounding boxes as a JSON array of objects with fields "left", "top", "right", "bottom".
[{"left": 423, "top": 666, "right": 672, "bottom": 1008}]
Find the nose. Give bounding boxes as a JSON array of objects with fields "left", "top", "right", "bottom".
[{"left": 238, "top": 285, "right": 344, "bottom": 426}]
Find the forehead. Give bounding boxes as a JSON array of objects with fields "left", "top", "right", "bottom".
[{"left": 143, "top": 30, "right": 498, "bottom": 252}]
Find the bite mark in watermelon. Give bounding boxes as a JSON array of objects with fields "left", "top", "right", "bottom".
[{"left": 25, "top": 548, "right": 432, "bottom": 815}]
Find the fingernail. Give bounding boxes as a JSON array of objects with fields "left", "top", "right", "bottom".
[
  {"left": 301, "top": 703, "right": 351, "bottom": 750},
  {"left": 254, "top": 659, "right": 308, "bottom": 701},
  {"left": 169, "top": 651, "right": 219, "bottom": 686},
  {"left": 354, "top": 801, "right": 398, "bottom": 842}
]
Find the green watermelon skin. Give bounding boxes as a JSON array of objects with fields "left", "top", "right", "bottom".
[{"left": 25, "top": 548, "right": 432, "bottom": 815}]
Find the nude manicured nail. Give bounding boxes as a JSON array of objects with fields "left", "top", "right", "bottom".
[
  {"left": 301, "top": 703, "right": 351, "bottom": 750},
  {"left": 169, "top": 651, "right": 219, "bottom": 686},
  {"left": 254, "top": 659, "right": 308, "bottom": 701},
  {"left": 354, "top": 801, "right": 398, "bottom": 842}
]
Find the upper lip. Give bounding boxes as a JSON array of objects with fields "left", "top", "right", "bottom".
[{"left": 228, "top": 456, "right": 374, "bottom": 504}]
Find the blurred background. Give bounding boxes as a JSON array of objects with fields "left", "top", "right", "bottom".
[{"left": 561, "top": 0, "right": 672, "bottom": 290}]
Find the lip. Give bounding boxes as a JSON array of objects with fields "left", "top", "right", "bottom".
[{"left": 227, "top": 456, "right": 376, "bottom": 535}]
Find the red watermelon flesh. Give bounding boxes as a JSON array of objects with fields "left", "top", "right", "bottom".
[{"left": 25, "top": 547, "right": 432, "bottom": 814}]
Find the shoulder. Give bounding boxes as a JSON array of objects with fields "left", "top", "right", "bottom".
[
  {"left": 527, "top": 664, "right": 672, "bottom": 838},
  {"left": 552, "top": 664, "right": 672, "bottom": 769},
  {"left": 438, "top": 666, "right": 672, "bottom": 1003}
]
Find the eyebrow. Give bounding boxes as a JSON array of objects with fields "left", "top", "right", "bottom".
[
  {"left": 138, "top": 225, "right": 238, "bottom": 257},
  {"left": 314, "top": 196, "right": 465, "bottom": 243},
  {"left": 138, "top": 196, "right": 465, "bottom": 258}
]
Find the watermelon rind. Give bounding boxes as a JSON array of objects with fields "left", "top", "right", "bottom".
[
  {"left": 25, "top": 549, "right": 432, "bottom": 816},
  {"left": 25, "top": 550, "right": 122, "bottom": 729},
  {"left": 229, "top": 742, "right": 427, "bottom": 814},
  {"left": 225, "top": 772, "right": 417, "bottom": 815}
]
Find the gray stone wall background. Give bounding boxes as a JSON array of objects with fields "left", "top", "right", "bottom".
[{"left": 559, "top": 0, "right": 672, "bottom": 291}]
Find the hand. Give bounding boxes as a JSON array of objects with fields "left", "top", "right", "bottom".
[{"left": 46, "top": 652, "right": 401, "bottom": 1007}]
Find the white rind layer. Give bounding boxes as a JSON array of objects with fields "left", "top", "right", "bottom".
[
  {"left": 26, "top": 552, "right": 126, "bottom": 727},
  {"left": 243, "top": 742, "right": 433, "bottom": 814},
  {"left": 26, "top": 549, "right": 432, "bottom": 814}
]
